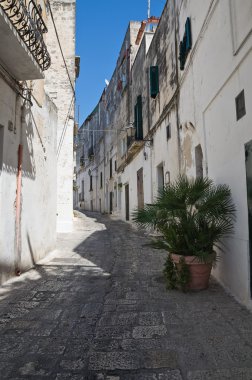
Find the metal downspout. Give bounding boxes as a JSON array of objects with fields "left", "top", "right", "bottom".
[
  {"left": 174, "top": 0, "right": 182, "bottom": 174},
  {"left": 15, "top": 102, "right": 25, "bottom": 275}
]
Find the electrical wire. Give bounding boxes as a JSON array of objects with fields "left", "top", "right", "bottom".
[
  {"left": 57, "top": 94, "right": 75, "bottom": 158},
  {"left": 47, "top": 0, "right": 75, "bottom": 96},
  {"left": 0, "top": 62, "right": 32, "bottom": 104}
]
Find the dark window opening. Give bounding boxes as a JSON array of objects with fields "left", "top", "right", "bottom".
[
  {"left": 80, "top": 156, "right": 84, "bottom": 166},
  {"left": 195, "top": 144, "right": 203, "bottom": 178},
  {"left": 134, "top": 95, "right": 143, "bottom": 140},
  {"left": 115, "top": 160, "right": 117, "bottom": 172},
  {"left": 150, "top": 66, "right": 159, "bottom": 99},
  {"left": 89, "top": 175, "right": 93, "bottom": 191},
  {"left": 100, "top": 172, "right": 103, "bottom": 188},
  {"left": 166, "top": 124, "right": 171, "bottom": 140},
  {"left": 236, "top": 90, "right": 246, "bottom": 121},
  {"left": 110, "top": 158, "right": 113, "bottom": 178},
  {"left": 81, "top": 180, "right": 84, "bottom": 201}
]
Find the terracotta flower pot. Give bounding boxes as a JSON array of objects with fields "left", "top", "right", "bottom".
[{"left": 171, "top": 253, "right": 214, "bottom": 290}]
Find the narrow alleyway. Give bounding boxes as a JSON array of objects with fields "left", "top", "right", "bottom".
[{"left": 0, "top": 211, "right": 252, "bottom": 380}]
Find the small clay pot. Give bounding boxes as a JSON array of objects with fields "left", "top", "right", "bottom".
[{"left": 171, "top": 253, "right": 214, "bottom": 290}]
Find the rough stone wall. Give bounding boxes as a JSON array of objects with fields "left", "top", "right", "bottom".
[{"left": 45, "top": 0, "right": 76, "bottom": 232}]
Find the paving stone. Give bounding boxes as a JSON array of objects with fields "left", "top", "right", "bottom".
[
  {"left": 88, "top": 352, "right": 141, "bottom": 370},
  {"left": 121, "top": 369, "right": 183, "bottom": 380},
  {"left": 132, "top": 325, "right": 167, "bottom": 339},
  {"left": 187, "top": 368, "right": 252, "bottom": 380},
  {"left": 139, "top": 312, "right": 163, "bottom": 326},
  {"left": 142, "top": 350, "right": 179, "bottom": 369},
  {"left": 55, "top": 374, "right": 85, "bottom": 380},
  {"left": 121, "top": 338, "right": 168, "bottom": 351},
  {"left": 59, "top": 358, "right": 87, "bottom": 371}
]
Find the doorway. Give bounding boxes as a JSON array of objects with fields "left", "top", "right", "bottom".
[
  {"left": 125, "top": 184, "right": 129, "bottom": 221},
  {"left": 245, "top": 140, "right": 252, "bottom": 296},
  {"left": 157, "top": 163, "right": 164, "bottom": 192},
  {"left": 137, "top": 167, "right": 144, "bottom": 209},
  {"left": 195, "top": 144, "right": 203, "bottom": 178},
  {"left": 0, "top": 125, "right": 3, "bottom": 173},
  {"left": 109, "top": 191, "right": 113, "bottom": 214}
]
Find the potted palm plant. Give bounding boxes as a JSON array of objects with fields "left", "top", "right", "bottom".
[{"left": 132, "top": 176, "right": 236, "bottom": 290}]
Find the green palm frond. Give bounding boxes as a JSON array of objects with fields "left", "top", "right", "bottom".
[{"left": 132, "top": 176, "right": 236, "bottom": 262}]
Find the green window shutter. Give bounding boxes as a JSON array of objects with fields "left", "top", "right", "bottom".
[
  {"left": 150, "top": 66, "right": 159, "bottom": 99},
  {"left": 185, "top": 17, "right": 192, "bottom": 51},
  {"left": 134, "top": 104, "right": 138, "bottom": 131},
  {"left": 136, "top": 95, "right": 143, "bottom": 140}
]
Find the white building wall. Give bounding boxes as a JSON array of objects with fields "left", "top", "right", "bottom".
[
  {"left": 178, "top": 0, "right": 252, "bottom": 308},
  {"left": 0, "top": 78, "right": 57, "bottom": 284}
]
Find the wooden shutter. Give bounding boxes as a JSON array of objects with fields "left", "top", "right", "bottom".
[
  {"left": 136, "top": 95, "right": 143, "bottom": 140},
  {"left": 185, "top": 17, "right": 192, "bottom": 50}
]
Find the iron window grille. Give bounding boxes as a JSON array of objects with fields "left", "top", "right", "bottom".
[{"left": 0, "top": 0, "right": 51, "bottom": 71}]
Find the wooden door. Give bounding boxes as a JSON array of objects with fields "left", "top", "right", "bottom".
[
  {"left": 125, "top": 184, "right": 129, "bottom": 221},
  {"left": 137, "top": 167, "right": 144, "bottom": 209},
  {"left": 109, "top": 192, "right": 113, "bottom": 214},
  {"left": 245, "top": 140, "right": 252, "bottom": 296}
]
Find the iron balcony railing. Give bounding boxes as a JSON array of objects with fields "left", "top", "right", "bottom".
[{"left": 0, "top": 0, "right": 51, "bottom": 71}]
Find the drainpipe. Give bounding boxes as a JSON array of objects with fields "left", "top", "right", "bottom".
[
  {"left": 174, "top": 0, "right": 182, "bottom": 174},
  {"left": 15, "top": 103, "right": 25, "bottom": 275}
]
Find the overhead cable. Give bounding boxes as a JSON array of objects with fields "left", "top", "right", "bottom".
[{"left": 57, "top": 94, "right": 75, "bottom": 158}]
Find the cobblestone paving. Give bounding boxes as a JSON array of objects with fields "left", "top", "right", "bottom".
[{"left": 0, "top": 211, "right": 252, "bottom": 379}]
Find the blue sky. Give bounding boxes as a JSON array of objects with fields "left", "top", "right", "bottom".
[{"left": 76, "top": 0, "right": 165, "bottom": 125}]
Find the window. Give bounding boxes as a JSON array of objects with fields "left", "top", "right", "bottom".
[
  {"left": 81, "top": 180, "right": 84, "bottom": 201},
  {"left": 195, "top": 144, "right": 203, "bottom": 178},
  {"left": 235, "top": 90, "right": 246, "bottom": 121},
  {"left": 89, "top": 175, "right": 93, "bottom": 191},
  {"left": 80, "top": 156, "right": 84, "bottom": 166},
  {"left": 110, "top": 158, "right": 113, "bottom": 178},
  {"left": 150, "top": 66, "right": 159, "bottom": 99},
  {"left": 157, "top": 164, "right": 164, "bottom": 191},
  {"left": 134, "top": 95, "right": 143, "bottom": 140},
  {"left": 114, "top": 160, "right": 117, "bottom": 172},
  {"left": 179, "top": 17, "right": 192, "bottom": 70},
  {"left": 100, "top": 172, "right": 103, "bottom": 189},
  {"left": 166, "top": 124, "right": 171, "bottom": 140}
]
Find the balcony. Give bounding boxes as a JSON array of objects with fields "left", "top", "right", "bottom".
[
  {"left": 88, "top": 146, "right": 94, "bottom": 159},
  {"left": 0, "top": 0, "right": 51, "bottom": 80},
  {"left": 117, "top": 136, "right": 144, "bottom": 173},
  {"left": 127, "top": 136, "right": 144, "bottom": 155}
]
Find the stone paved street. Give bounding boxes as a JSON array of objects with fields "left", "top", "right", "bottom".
[{"left": 0, "top": 211, "right": 252, "bottom": 379}]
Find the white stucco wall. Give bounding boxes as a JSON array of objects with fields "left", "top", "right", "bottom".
[
  {"left": 0, "top": 78, "right": 57, "bottom": 284},
  {"left": 178, "top": 0, "right": 252, "bottom": 308}
]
